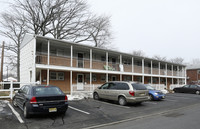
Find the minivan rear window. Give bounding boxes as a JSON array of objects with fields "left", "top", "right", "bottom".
[
  {"left": 33, "top": 87, "right": 63, "bottom": 96},
  {"left": 131, "top": 83, "right": 147, "bottom": 90}
]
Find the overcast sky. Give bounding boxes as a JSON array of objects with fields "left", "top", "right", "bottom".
[
  {"left": 0, "top": 0, "right": 200, "bottom": 63},
  {"left": 87, "top": 0, "right": 200, "bottom": 63}
]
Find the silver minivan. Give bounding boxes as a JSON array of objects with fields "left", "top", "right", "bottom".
[{"left": 93, "top": 81, "right": 149, "bottom": 106}]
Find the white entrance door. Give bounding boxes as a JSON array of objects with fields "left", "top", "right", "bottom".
[{"left": 77, "top": 74, "right": 84, "bottom": 90}]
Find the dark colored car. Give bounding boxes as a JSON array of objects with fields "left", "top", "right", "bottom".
[
  {"left": 12, "top": 85, "right": 68, "bottom": 118},
  {"left": 173, "top": 85, "right": 200, "bottom": 95},
  {"left": 144, "top": 84, "right": 165, "bottom": 100}
]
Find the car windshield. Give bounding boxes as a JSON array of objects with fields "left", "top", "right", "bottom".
[
  {"left": 33, "top": 86, "right": 63, "bottom": 96},
  {"left": 145, "top": 85, "right": 155, "bottom": 90},
  {"left": 131, "top": 83, "right": 147, "bottom": 90}
]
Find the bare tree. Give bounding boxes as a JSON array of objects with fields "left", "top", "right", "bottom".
[
  {"left": 170, "top": 57, "right": 184, "bottom": 64},
  {"left": 84, "top": 15, "right": 112, "bottom": 48},
  {"left": 152, "top": 55, "right": 167, "bottom": 61},
  {"left": 132, "top": 50, "right": 145, "bottom": 57},
  {"left": 0, "top": 11, "right": 27, "bottom": 81},
  {"left": 0, "top": 0, "right": 112, "bottom": 80},
  {"left": 13, "top": 0, "right": 112, "bottom": 47},
  {"left": 191, "top": 58, "right": 200, "bottom": 65}
]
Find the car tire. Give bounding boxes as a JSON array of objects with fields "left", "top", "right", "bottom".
[
  {"left": 118, "top": 96, "right": 127, "bottom": 106},
  {"left": 93, "top": 92, "right": 100, "bottom": 100},
  {"left": 173, "top": 89, "right": 177, "bottom": 93},
  {"left": 12, "top": 98, "right": 18, "bottom": 107},
  {"left": 149, "top": 94, "right": 154, "bottom": 101},
  {"left": 24, "top": 103, "right": 30, "bottom": 118},
  {"left": 196, "top": 91, "right": 200, "bottom": 95}
]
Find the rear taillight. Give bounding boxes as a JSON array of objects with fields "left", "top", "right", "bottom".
[
  {"left": 65, "top": 95, "right": 68, "bottom": 102},
  {"left": 129, "top": 91, "right": 135, "bottom": 96},
  {"left": 30, "top": 96, "right": 37, "bottom": 104}
]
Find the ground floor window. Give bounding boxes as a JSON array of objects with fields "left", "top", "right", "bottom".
[{"left": 50, "top": 72, "right": 64, "bottom": 80}]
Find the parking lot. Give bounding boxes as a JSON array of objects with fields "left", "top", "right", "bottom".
[{"left": 1, "top": 93, "right": 200, "bottom": 129}]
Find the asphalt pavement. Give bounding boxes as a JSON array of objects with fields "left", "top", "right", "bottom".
[{"left": 0, "top": 93, "right": 200, "bottom": 129}]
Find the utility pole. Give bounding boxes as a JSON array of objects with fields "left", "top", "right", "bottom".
[{"left": 0, "top": 41, "right": 5, "bottom": 82}]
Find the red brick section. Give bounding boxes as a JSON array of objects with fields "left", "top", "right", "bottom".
[{"left": 187, "top": 69, "right": 200, "bottom": 84}]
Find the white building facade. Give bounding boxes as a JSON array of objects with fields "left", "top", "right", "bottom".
[{"left": 20, "top": 34, "right": 187, "bottom": 94}]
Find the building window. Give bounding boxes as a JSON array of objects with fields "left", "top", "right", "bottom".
[
  {"left": 58, "top": 72, "right": 64, "bottom": 80},
  {"left": 101, "top": 75, "right": 106, "bottom": 82},
  {"left": 101, "top": 56, "right": 106, "bottom": 61},
  {"left": 92, "top": 74, "right": 97, "bottom": 82},
  {"left": 198, "top": 70, "right": 200, "bottom": 74},
  {"left": 50, "top": 72, "right": 64, "bottom": 80},
  {"left": 50, "top": 48, "right": 56, "bottom": 56},
  {"left": 57, "top": 49, "right": 64, "bottom": 56}
]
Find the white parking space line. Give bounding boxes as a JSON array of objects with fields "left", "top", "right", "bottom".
[
  {"left": 69, "top": 106, "right": 90, "bottom": 115},
  {"left": 144, "top": 101, "right": 157, "bottom": 105},
  {"left": 8, "top": 103, "right": 24, "bottom": 123},
  {"left": 94, "top": 100, "right": 130, "bottom": 109}
]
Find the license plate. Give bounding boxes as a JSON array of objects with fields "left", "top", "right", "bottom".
[
  {"left": 49, "top": 108, "right": 57, "bottom": 112},
  {"left": 140, "top": 93, "right": 145, "bottom": 96},
  {"left": 162, "top": 96, "right": 165, "bottom": 99}
]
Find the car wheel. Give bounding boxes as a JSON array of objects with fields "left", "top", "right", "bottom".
[
  {"left": 173, "top": 89, "right": 177, "bottom": 93},
  {"left": 12, "top": 98, "right": 18, "bottom": 107},
  {"left": 93, "top": 92, "right": 100, "bottom": 100},
  {"left": 196, "top": 91, "right": 200, "bottom": 95},
  {"left": 118, "top": 96, "right": 127, "bottom": 106},
  {"left": 149, "top": 94, "right": 154, "bottom": 101},
  {"left": 24, "top": 104, "right": 30, "bottom": 118}
]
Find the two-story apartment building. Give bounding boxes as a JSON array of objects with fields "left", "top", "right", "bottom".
[{"left": 20, "top": 34, "right": 187, "bottom": 94}]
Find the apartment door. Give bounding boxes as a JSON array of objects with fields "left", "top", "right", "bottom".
[
  {"left": 77, "top": 74, "right": 84, "bottom": 90},
  {"left": 111, "top": 76, "right": 117, "bottom": 81},
  {"left": 78, "top": 53, "right": 84, "bottom": 68}
]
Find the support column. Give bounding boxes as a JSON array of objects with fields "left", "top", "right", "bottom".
[
  {"left": 151, "top": 76, "right": 153, "bottom": 84},
  {"left": 106, "top": 73, "right": 108, "bottom": 82},
  {"left": 47, "top": 69, "right": 49, "bottom": 85},
  {"left": 177, "top": 66, "right": 180, "bottom": 76},
  {"left": 132, "top": 75, "right": 134, "bottom": 81},
  {"left": 172, "top": 65, "right": 174, "bottom": 76},
  {"left": 166, "top": 77, "right": 167, "bottom": 89},
  {"left": 165, "top": 63, "right": 167, "bottom": 75},
  {"left": 151, "top": 60, "right": 153, "bottom": 74},
  {"left": 142, "top": 59, "right": 144, "bottom": 84},
  {"left": 71, "top": 45, "right": 73, "bottom": 67},
  {"left": 47, "top": 40, "right": 50, "bottom": 85},
  {"left": 40, "top": 69, "right": 42, "bottom": 83},
  {"left": 185, "top": 67, "right": 187, "bottom": 84},
  {"left": 106, "top": 52, "right": 108, "bottom": 82},
  {"left": 90, "top": 49, "right": 92, "bottom": 69},
  {"left": 159, "top": 62, "right": 160, "bottom": 75},
  {"left": 106, "top": 52, "right": 108, "bottom": 70},
  {"left": 120, "top": 55, "right": 122, "bottom": 64},
  {"left": 159, "top": 77, "right": 160, "bottom": 86},
  {"left": 120, "top": 74, "right": 122, "bottom": 81},
  {"left": 132, "top": 57, "right": 134, "bottom": 73},
  {"left": 48, "top": 40, "right": 50, "bottom": 65},
  {"left": 90, "top": 72, "right": 92, "bottom": 87},
  {"left": 70, "top": 71, "right": 73, "bottom": 95},
  {"left": 178, "top": 78, "right": 180, "bottom": 86}
]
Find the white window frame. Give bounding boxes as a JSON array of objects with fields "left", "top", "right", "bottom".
[{"left": 50, "top": 72, "right": 64, "bottom": 80}]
